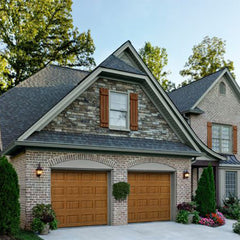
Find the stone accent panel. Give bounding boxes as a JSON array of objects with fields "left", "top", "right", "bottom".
[
  {"left": 10, "top": 150, "right": 191, "bottom": 229},
  {"left": 44, "top": 78, "right": 179, "bottom": 142}
]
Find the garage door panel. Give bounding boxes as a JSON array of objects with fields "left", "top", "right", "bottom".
[
  {"left": 128, "top": 172, "right": 171, "bottom": 223},
  {"left": 51, "top": 171, "right": 108, "bottom": 227}
]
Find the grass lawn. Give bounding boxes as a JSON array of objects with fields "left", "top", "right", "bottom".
[{"left": 14, "top": 230, "right": 43, "bottom": 240}]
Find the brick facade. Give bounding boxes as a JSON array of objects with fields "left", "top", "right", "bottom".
[
  {"left": 44, "top": 78, "right": 179, "bottom": 142},
  {"left": 190, "top": 76, "right": 240, "bottom": 160},
  {"left": 10, "top": 150, "right": 191, "bottom": 229},
  {"left": 9, "top": 76, "right": 193, "bottom": 229},
  {"left": 189, "top": 76, "right": 240, "bottom": 200}
]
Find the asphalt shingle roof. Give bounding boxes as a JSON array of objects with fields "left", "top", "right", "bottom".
[
  {"left": 0, "top": 65, "right": 89, "bottom": 150},
  {"left": 220, "top": 155, "right": 240, "bottom": 165},
  {"left": 99, "top": 55, "right": 146, "bottom": 75},
  {"left": 26, "top": 131, "right": 198, "bottom": 154},
  {"left": 168, "top": 69, "right": 225, "bottom": 113}
]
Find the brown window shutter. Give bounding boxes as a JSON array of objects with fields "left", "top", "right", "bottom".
[
  {"left": 130, "top": 93, "right": 138, "bottom": 131},
  {"left": 100, "top": 88, "right": 109, "bottom": 127},
  {"left": 233, "top": 125, "right": 237, "bottom": 154},
  {"left": 207, "top": 122, "right": 212, "bottom": 149}
]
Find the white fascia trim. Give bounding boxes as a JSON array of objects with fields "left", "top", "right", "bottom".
[
  {"left": 17, "top": 68, "right": 147, "bottom": 141},
  {"left": 219, "top": 164, "right": 240, "bottom": 167},
  {"left": 191, "top": 69, "right": 227, "bottom": 109}
]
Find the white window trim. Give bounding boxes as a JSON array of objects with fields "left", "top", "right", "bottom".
[
  {"left": 109, "top": 90, "right": 130, "bottom": 131},
  {"left": 212, "top": 123, "right": 232, "bottom": 154}
]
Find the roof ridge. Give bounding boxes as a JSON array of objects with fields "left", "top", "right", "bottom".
[
  {"left": 170, "top": 68, "right": 226, "bottom": 93},
  {"left": 48, "top": 64, "right": 90, "bottom": 73}
]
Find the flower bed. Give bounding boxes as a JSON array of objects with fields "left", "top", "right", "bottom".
[{"left": 199, "top": 210, "right": 225, "bottom": 227}]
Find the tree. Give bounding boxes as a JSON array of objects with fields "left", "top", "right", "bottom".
[
  {"left": 0, "top": 0, "right": 95, "bottom": 94},
  {"left": 195, "top": 165, "right": 216, "bottom": 216},
  {"left": 0, "top": 156, "right": 20, "bottom": 235},
  {"left": 179, "top": 36, "right": 235, "bottom": 87},
  {"left": 139, "top": 42, "right": 175, "bottom": 92}
]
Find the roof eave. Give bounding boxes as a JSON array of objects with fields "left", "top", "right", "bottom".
[{"left": 4, "top": 140, "right": 202, "bottom": 157}]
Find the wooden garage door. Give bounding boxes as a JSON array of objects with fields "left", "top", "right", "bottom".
[
  {"left": 51, "top": 171, "right": 108, "bottom": 228},
  {"left": 128, "top": 172, "right": 171, "bottom": 223}
]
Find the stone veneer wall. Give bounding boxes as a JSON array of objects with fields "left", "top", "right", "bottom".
[
  {"left": 10, "top": 150, "right": 192, "bottom": 229},
  {"left": 44, "top": 78, "right": 179, "bottom": 142}
]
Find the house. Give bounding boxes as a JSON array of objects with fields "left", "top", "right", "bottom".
[
  {"left": 169, "top": 68, "right": 240, "bottom": 204},
  {"left": 0, "top": 41, "right": 224, "bottom": 229}
]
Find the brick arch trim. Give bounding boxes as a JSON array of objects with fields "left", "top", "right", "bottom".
[
  {"left": 48, "top": 153, "right": 117, "bottom": 168},
  {"left": 127, "top": 158, "right": 177, "bottom": 171}
]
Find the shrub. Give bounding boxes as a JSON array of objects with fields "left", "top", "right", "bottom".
[
  {"left": 199, "top": 210, "right": 225, "bottom": 227},
  {"left": 195, "top": 165, "right": 216, "bottom": 216},
  {"left": 112, "top": 182, "right": 130, "bottom": 200},
  {"left": 208, "top": 210, "right": 225, "bottom": 226},
  {"left": 176, "top": 210, "right": 189, "bottom": 224},
  {"left": 233, "top": 220, "right": 240, "bottom": 234},
  {"left": 31, "top": 204, "right": 57, "bottom": 233},
  {"left": 31, "top": 218, "right": 44, "bottom": 233},
  {"left": 0, "top": 156, "right": 20, "bottom": 235},
  {"left": 220, "top": 194, "right": 240, "bottom": 220},
  {"left": 192, "top": 211, "right": 201, "bottom": 224},
  {"left": 177, "top": 202, "right": 196, "bottom": 212},
  {"left": 223, "top": 193, "right": 239, "bottom": 206},
  {"left": 199, "top": 217, "right": 215, "bottom": 227}
]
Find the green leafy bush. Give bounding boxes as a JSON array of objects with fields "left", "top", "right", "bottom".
[
  {"left": 112, "top": 182, "right": 130, "bottom": 200},
  {"left": 192, "top": 211, "right": 201, "bottom": 224},
  {"left": 0, "top": 156, "right": 20, "bottom": 235},
  {"left": 195, "top": 165, "right": 216, "bottom": 216},
  {"left": 233, "top": 220, "right": 240, "bottom": 234},
  {"left": 31, "top": 204, "right": 57, "bottom": 233},
  {"left": 49, "top": 219, "right": 58, "bottom": 230},
  {"left": 176, "top": 210, "right": 189, "bottom": 224},
  {"left": 219, "top": 194, "right": 240, "bottom": 220},
  {"left": 31, "top": 218, "right": 44, "bottom": 233}
]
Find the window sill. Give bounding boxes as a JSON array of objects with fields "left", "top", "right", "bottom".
[{"left": 109, "top": 126, "right": 130, "bottom": 132}]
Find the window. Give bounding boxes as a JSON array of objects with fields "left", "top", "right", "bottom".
[
  {"left": 212, "top": 124, "right": 232, "bottom": 153},
  {"left": 225, "top": 171, "right": 237, "bottom": 197},
  {"left": 109, "top": 91, "right": 129, "bottom": 130},
  {"left": 219, "top": 82, "right": 226, "bottom": 95}
]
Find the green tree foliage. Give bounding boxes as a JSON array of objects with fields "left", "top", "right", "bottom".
[
  {"left": 0, "top": 156, "right": 20, "bottom": 235},
  {"left": 195, "top": 165, "right": 216, "bottom": 216},
  {"left": 0, "top": 0, "right": 95, "bottom": 94},
  {"left": 179, "top": 36, "right": 235, "bottom": 87},
  {"left": 139, "top": 42, "right": 175, "bottom": 92}
]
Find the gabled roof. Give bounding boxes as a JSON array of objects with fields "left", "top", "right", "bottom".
[
  {"left": 0, "top": 41, "right": 225, "bottom": 161},
  {"left": 0, "top": 65, "right": 89, "bottom": 149},
  {"left": 168, "top": 69, "right": 226, "bottom": 113},
  {"left": 99, "top": 55, "right": 146, "bottom": 75}
]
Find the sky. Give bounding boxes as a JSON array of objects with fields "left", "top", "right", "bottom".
[{"left": 72, "top": 0, "right": 240, "bottom": 85}]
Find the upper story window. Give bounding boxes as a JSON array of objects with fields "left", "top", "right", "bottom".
[
  {"left": 109, "top": 91, "right": 129, "bottom": 130},
  {"left": 212, "top": 124, "right": 232, "bottom": 153},
  {"left": 225, "top": 171, "right": 237, "bottom": 197},
  {"left": 219, "top": 82, "right": 226, "bottom": 95},
  {"left": 100, "top": 88, "right": 138, "bottom": 131}
]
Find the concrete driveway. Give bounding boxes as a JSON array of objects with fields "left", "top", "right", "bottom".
[{"left": 41, "top": 220, "right": 238, "bottom": 240}]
